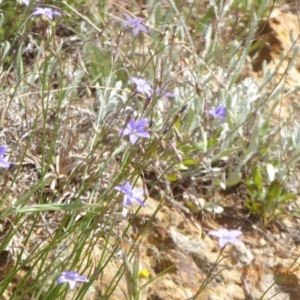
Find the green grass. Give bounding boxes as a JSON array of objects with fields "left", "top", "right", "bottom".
[{"left": 0, "top": 0, "right": 298, "bottom": 299}]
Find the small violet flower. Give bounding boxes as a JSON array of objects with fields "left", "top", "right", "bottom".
[
  {"left": 208, "top": 104, "right": 226, "bottom": 120},
  {"left": 208, "top": 228, "right": 242, "bottom": 248},
  {"left": 0, "top": 146, "right": 10, "bottom": 168},
  {"left": 114, "top": 181, "right": 144, "bottom": 207},
  {"left": 20, "top": 0, "right": 29, "bottom": 5},
  {"left": 56, "top": 271, "right": 89, "bottom": 290},
  {"left": 121, "top": 13, "right": 147, "bottom": 37},
  {"left": 131, "top": 77, "right": 152, "bottom": 98},
  {"left": 32, "top": 7, "right": 61, "bottom": 21},
  {"left": 119, "top": 118, "right": 150, "bottom": 145},
  {"left": 155, "top": 87, "right": 174, "bottom": 102}
]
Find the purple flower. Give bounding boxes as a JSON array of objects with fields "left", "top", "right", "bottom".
[
  {"left": 208, "top": 228, "right": 242, "bottom": 248},
  {"left": 155, "top": 87, "right": 174, "bottom": 102},
  {"left": 0, "top": 146, "right": 10, "bottom": 168},
  {"left": 32, "top": 7, "right": 61, "bottom": 21},
  {"left": 121, "top": 13, "right": 147, "bottom": 37},
  {"left": 119, "top": 118, "right": 150, "bottom": 144},
  {"left": 208, "top": 104, "right": 226, "bottom": 120},
  {"left": 114, "top": 181, "right": 144, "bottom": 207},
  {"left": 131, "top": 77, "right": 152, "bottom": 98},
  {"left": 21, "top": 0, "right": 29, "bottom": 5},
  {"left": 56, "top": 271, "right": 89, "bottom": 290}
]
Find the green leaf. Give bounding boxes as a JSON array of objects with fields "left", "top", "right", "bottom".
[
  {"left": 266, "top": 180, "right": 283, "bottom": 200},
  {"left": 185, "top": 107, "right": 200, "bottom": 133},
  {"left": 253, "top": 168, "right": 262, "bottom": 193},
  {"left": 175, "top": 163, "right": 188, "bottom": 171},
  {"left": 182, "top": 159, "right": 197, "bottom": 166},
  {"left": 226, "top": 169, "right": 242, "bottom": 187},
  {"left": 212, "top": 147, "right": 239, "bottom": 162},
  {"left": 154, "top": 2, "right": 162, "bottom": 26},
  {"left": 166, "top": 173, "right": 178, "bottom": 181},
  {"left": 264, "top": 180, "right": 283, "bottom": 210},
  {"left": 174, "top": 118, "right": 181, "bottom": 131},
  {"left": 1, "top": 41, "right": 10, "bottom": 61},
  {"left": 16, "top": 45, "right": 23, "bottom": 82},
  {"left": 279, "top": 193, "right": 295, "bottom": 203}
]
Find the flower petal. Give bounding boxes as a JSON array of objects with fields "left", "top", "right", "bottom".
[
  {"left": 56, "top": 275, "right": 67, "bottom": 285},
  {"left": 129, "top": 134, "right": 139, "bottom": 144},
  {"left": 137, "top": 25, "right": 147, "bottom": 33},
  {"left": 135, "top": 118, "right": 148, "bottom": 128},
  {"left": 123, "top": 195, "right": 132, "bottom": 206},
  {"left": 130, "top": 77, "right": 140, "bottom": 85},
  {"left": 123, "top": 13, "right": 133, "bottom": 23},
  {"left": 75, "top": 275, "right": 89, "bottom": 283},
  {"left": 0, "top": 158, "right": 10, "bottom": 168},
  {"left": 132, "top": 188, "right": 144, "bottom": 197},
  {"left": 207, "top": 230, "right": 224, "bottom": 238},
  {"left": 0, "top": 146, "right": 7, "bottom": 156},
  {"left": 144, "top": 88, "right": 152, "bottom": 98},
  {"left": 230, "top": 237, "right": 243, "bottom": 246},
  {"left": 132, "top": 17, "right": 143, "bottom": 25},
  {"left": 114, "top": 186, "right": 125, "bottom": 193},
  {"left": 136, "top": 131, "right": 150, "bottom": 139},
  {"left": 228, "top": 230, "right": 243, "bottom": 238},
  {"left": 68, "top": 280, "right": 77, "bottom": 290},
  {"left": 134, "top": 197, "right": 145, "bottom": 207},
  {"left": 218, "top": 238, "right": 227, "bottom": 248},
  {"left": 132, "top": 28, "right": 139, "bottom": 37}
]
